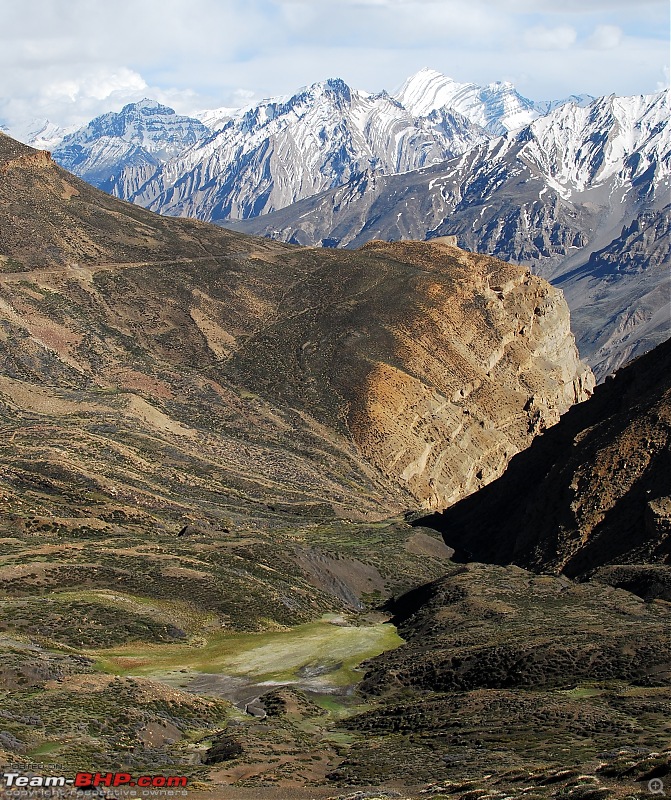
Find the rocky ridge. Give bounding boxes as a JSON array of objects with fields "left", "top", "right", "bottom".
[{"left": 235, "top": 89, "right": 670, "bottom": 379}]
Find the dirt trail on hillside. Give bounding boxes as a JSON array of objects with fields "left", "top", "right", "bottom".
[{"left": 0, "top": 254, "right": 240, "bottom": 282}]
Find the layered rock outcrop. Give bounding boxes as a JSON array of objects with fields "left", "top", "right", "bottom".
[
  {"left": 343, "top": 239, "right": 594, "bottom": 508},
  {"left": 420, "top": 337, "right": 671, "bottom": 571}
]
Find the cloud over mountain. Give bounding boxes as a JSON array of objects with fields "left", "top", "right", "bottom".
[{"left": 1, "top": 0, "right": 667, "bottom": 135}]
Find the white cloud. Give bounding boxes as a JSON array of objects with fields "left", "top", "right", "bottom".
[
  {"left": 524, "top": 25, "right": 578, "bottom": 50},
  {"left": 0, "top": 0, "right": 666, "bottom": 134},
  {"left": 587, "top": 24, "right": 623, "bottom": 49},
  {"left": 279, "top": 0, "right": 506, "bottom": 46},
  {"left": 231, "top": 89, "right": 258, "bottom": 105},
  {"left": 43, "top": 69, "right": 148, "bottom": 104}
]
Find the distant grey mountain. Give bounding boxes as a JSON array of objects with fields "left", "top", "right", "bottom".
[
  {"left": 560, "top": 205, "right": 671, "bottom": 380},
  {"left": 98, "top": 78, "right": 489, "bottom": 222},
  {"left": 51, "top": 99, "right": 211, "bottom": 194},
  {"left": 232, "top": 90, "right": 670, "bottom": 380}
]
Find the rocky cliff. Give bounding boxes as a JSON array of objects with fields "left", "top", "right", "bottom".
[
  {"left": 337, "top": 239, "right": 594, "bottom": 508},
  {"left": 419, "top": 337, "right": 671, "bottom": 574}
]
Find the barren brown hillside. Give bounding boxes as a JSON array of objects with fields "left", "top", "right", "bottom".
[{"left": 0, "top": 134, "right": 593, "bottom": 520}]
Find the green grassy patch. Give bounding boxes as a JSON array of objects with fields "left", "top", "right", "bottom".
[
  {"left": 27, "top": 741, "right": 62, "bottom": 757},
  {"left": 96, "top": 616, "right": 403, "bottom": 689}
]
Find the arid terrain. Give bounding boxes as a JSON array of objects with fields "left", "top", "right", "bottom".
[{"left": 0, "top": 133, "right": 668, "bottom": 799}]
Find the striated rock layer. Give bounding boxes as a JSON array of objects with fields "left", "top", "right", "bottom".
[
  {"left": 420, "top": 337, "right": 671, "bottom": 572},
  {"left": 221, "top": 235, "right": 594, "bottom": 510},
  {"left": 340, "top": 239, "right": 594, "bottom": 508}
]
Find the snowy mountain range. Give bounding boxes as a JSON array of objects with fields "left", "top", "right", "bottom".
[
  {"left": 6, "top": 68, "right": 599, "bottom": 225},
  {"left": 4, "top": 69, "right": 669, "bottom": 378},
  {"left": 49, "top": 76, "right": 494, "bottom": 221},
  {"left": 231, "top": 87, "right": 670, "bottom": 380},
  {"left": 240, "top": 88, "right": 669, "bottom": 250}
]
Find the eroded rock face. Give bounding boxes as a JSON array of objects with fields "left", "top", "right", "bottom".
[
  {"left": 419, "top": 337, "right": 671, "bottom": 572},
  {"left": 345, "top": 240, "right": 594, "bottom": 509}
]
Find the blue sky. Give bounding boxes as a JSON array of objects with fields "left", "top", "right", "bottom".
[{"left": 1, "top": 0, "right": 668, "bottom": 133}]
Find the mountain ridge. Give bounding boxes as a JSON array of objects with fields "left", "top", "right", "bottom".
[
  {"left": 234, "top": 88, "right": 670, "bottom": 380},
  {"left": 7, "top": 67, "right": 590, "bottom": 227},
  {"left": 93, "top": 78, "right": 489, "bottom": 222}
]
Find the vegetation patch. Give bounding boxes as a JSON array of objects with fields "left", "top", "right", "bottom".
[
  {"left": 96, "top": 616, "right": 403, "bottom": 691},
  {"left": 0, "top": 597, "right": 187, "bottom": 648}
]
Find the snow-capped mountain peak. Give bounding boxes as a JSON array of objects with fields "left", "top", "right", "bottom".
[
  {"left": 50, "top": 101, "right": 211, "bottom": 192},
  {"left": 518, "top": 88, "right": 670, "bottom": 196},
  {"left": 62, "top": 100, "right": 208, "bottom": 148},
  {"left": 395, "top": 68, "right": 538, "bottom": 134},
  {"left": 6, "top": 119, "right": 78, "bottom": 150},
  {"left": 395, "top": 68, "right": 472, "bottom": 117},
  {"left": 127, "top": 98, "right": 172, "bottom": 113},
  {"left": 86, "top": 75, "right": 488, "bottom": 222}
]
